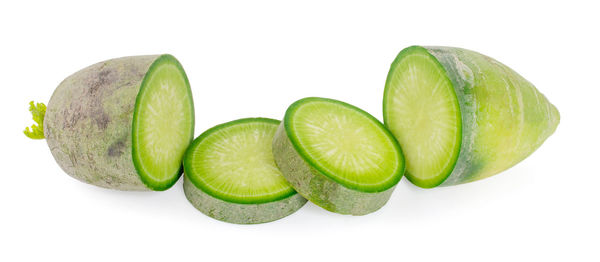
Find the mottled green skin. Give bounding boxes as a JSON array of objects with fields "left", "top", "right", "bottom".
[
  {"left": 183, "top": 175, "right": 307, "bottom": 224},
  {"left": 44, "top": 55, "right": 160, "bottom": 190},
  {"left": 412, "top": 46, "right": 559, "bottom": 186},
  {"left": 272, "top": 124, "right": 396, "bottom": 215}
]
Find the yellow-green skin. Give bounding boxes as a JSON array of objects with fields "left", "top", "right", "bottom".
[
  {"left": 44, "top": 56, "right": 160, "bottom": 191},
  {"left": 423, "top": 46, "right": 560, "bottom": 186}
]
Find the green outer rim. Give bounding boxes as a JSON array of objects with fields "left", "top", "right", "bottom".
[
  {"left": 283, "top": 97, "right": 405, "bottom": 193},
  {"left": 382, "top": 45, "right": 462, "bottom": 188},
  {"left": 183, "top": 117, "right": 297, "bottom": 204},
  {"left": 131, "top": 54, "right": 195, "bottom": 191}
]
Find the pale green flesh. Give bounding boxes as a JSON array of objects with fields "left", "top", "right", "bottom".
[
  {"left": 385, "top": 52, "right": 461, "bottom": 186},
  {"left": 289, "top": 100, "right": 401, "bottom": 190},
  {"left": 186, "top": 120, "right": 295, "bottom": 204},
  {"left": 133, "top": 62, "right": 194, "bottom": 186}
]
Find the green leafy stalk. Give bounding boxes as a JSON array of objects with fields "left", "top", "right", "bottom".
[{"left": 24, "top": 101, "right": 46, "bottom": 139}]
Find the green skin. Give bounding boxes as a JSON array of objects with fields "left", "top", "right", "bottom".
[
  {"left": 385, "top": 46, "right": 560, "bottom": 187},
  {"left": 182, "top": 118, "right": 307, "bottom": 224},
  {"left": 183, "top": 176, "right": 307, "bottom": 224},
  {"left": 45, "top": 55, "right": 173, "bottom": 191},
  {"left": 272, "top": 120, "right": 398, "bottom": 216}
]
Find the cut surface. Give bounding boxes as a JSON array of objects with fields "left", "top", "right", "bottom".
[
  {"left": 384, "top": 46, "right": 461, "bottom": 188},
  {"left": 184, "top": 118, "right": 295, "bottom": 204},
  {"left": 132, "top": 55, "right": 195, "bottom": 190},
  {"left": 285, "top": 97, "right": 404, "bottom": 192}
]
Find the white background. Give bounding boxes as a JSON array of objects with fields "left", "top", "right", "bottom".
[{"left": 1, "top": 0, "right": 598, "bottom": 261}]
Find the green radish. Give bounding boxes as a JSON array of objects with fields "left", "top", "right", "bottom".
[
  {"left": 183, "top": 118, "right": 307, "bottom": 224},
  {"left": 26, "top": 55, "right": 195, "bottom": 191},
  {"left": 272, "top": 97, "right": 405, "bottom": 215},
  {"left": 383, "top": 46, "right": 560, "bottom": 188}
]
